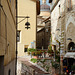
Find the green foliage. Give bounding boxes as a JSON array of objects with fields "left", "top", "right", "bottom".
[
  {"left": 42, "top": 64, "right": 46, "bottom": 68},
  {"left": 46, "top": 65, "right": 49, "bottom": 72},
  {"left": 48, "top": 49, "right": 53, "bottom": 54},
  {"left": 48, "top": 44, "right": 54, "bottom": 54},
  {"left": 55, "top": 50, "right": 60, "bottom": 54},
  {"left": 27, "top": 48, "right": 36, "bottom": 52},
  {"left": 27, "top": 48, "right": 36, "bottom": 55},
  {"left": 27, "top": 52, "right": 30, "bottom": 55},
  {"left": 51, "top": 61, "right": 59, "bottom": 69},
  {"left": 37, "top": 59, "right": 41, "bottom": 62},
  {"left": 31, "top": 50, "right": 42, "bottom": 56},
  {"left": 48, "top": 45, "right": 52, "bottom": 51},
  {"left": 55, "top": 55, "right": 60, "bottom": 63},
  {"left": 40, "top": 59, "right": 46, "bottom": 64},
  {"left": 71, "top": 65, "right": 75, "bottom": 71},
  {"left": 31, "top": 58, "right": 37, "bottom": 63}
]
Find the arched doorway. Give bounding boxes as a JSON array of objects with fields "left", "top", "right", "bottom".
[
  {"left": 68, "top": 42, "right": 75, "bottom": 51},
  {"left": 66, "top": 22, "right": 75, "bottom": 51}
]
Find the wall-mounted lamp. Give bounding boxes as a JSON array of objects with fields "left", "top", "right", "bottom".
[
  {"left": 17, "top": 16, "right": 30, "bottom": 30},
  {"left": 25, "top": 21, "right": 30, "bottom": 29}
]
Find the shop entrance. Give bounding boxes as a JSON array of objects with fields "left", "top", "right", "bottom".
[{"left": 63, "top": 58, "right": 75, "bottom": 74}]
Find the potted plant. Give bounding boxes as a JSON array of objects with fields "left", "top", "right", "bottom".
[
  {"left": 71, "top": 65, "right": 75, "bottom": 73},
  {"left": 27, "top": 48, "right": 36, "bottom": 56},
  {"left": 27, "top": 51, "right": 30, "bottom": 55},
  {"left": 31, "top": 58, "right": 37, "bottom": 63}
]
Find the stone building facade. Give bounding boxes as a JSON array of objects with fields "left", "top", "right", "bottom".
[
  {"left": 37, "top": 19, "right": 51, "bottom": 49},
  {"left": 49, "top": 0, "right": 75, "bottom": 74},
  {"left": 0, "top": 0, "right": 17, "bottom": 75},
  {"left": 36, "top": 0, "right": 51, "bottom": 50}
]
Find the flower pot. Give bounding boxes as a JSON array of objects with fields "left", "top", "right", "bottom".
[{"left": 33, "top": 56, "right": 37, "bottom": 59}]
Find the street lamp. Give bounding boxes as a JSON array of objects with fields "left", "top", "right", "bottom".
[
  {"left": 25, "top": 16, "right": 30, "bottom": 29},
  {"left": 17, "top": 16, "right": 30, "bottom": 30}
]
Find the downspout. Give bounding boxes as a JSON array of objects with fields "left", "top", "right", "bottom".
[
  {"left": 36, "top": 1, "right": 37, "bottom": 49},
  {"left": 15, "top": 0, "right": 17, "bottom": 75},
  {"left": 0, "top": 0, "right": 1, "bottom": 38}
]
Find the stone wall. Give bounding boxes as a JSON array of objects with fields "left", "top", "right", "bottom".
[
  {"left": 36, "top": 22, "right": 51, "bottom": 49},
  {"left": 60, "top": 0, "right": 75, "bottom": 52}
]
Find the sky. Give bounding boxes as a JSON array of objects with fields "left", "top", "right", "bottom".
[{"left": 40, "top": 0, "right": 50, "bottom": 6}]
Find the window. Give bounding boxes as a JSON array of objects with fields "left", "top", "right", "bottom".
[
  {"left": 17, "top": 31, "right": 20, "bottom": 42},
  {"left": 67, "top": 0, "right": 72, "bottom": 11},
  {"left": 24, "top": 45, "right": 28, "bottom": 52},
  {"left": 24, "top": 48, "right": 27, "bottom": 52}
]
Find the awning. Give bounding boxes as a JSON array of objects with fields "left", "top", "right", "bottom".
[{"left": 64, "top": 52, "right": 75, "bottom": 59}]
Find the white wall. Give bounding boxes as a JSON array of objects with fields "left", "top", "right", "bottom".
[{"left": 51, "top": 1, "right": 60, "bottom": 45}]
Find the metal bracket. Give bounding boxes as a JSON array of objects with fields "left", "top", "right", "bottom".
[{"left": 17, "top": 16, "right": 30, "bottom": 24}]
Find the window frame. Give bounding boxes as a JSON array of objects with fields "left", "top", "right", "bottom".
[{"left": 17, "top": 30, "right": 21, "bottom": 42}]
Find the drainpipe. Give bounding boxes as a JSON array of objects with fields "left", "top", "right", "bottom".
[{"left": 15, "top": 0, "right": 18, "bottom": 75}]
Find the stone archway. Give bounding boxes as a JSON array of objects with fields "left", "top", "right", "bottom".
[
  {"left": 68, "top": 42, "right": 75, "bottom": 51},
  {"left": 66, "top": 22, "right": 75, "bottom": 51},
  {"left": 66, "top": 16, "right": 75, "bottom": 31}
]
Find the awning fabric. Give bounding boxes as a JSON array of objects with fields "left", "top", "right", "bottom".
[{"left": 64, "top": 52, "right": 75, "bottom": 59}]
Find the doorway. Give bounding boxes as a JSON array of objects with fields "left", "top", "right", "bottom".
[{"left": 0, "top": 56, "right": 4, "bottom": 75}]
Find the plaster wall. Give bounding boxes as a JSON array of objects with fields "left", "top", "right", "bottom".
[
  {"left": 0, "top": 0, "right": 16, "bottom": 68},
  {"left": 51, "top": 1, "right": 60, "bottom": 45},
  {"left": 18, "top": 0, "right": 37, "bottom": 56},
  {"left": 0, "top": 0, "right": 16, "bottom": 74},
  {"left": 4, "top": 59, "right": 16, "bottom": 75}
]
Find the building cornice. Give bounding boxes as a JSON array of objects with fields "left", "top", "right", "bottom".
[{"left": 31, "top": 0, "right": 39, "bottom": 2}]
